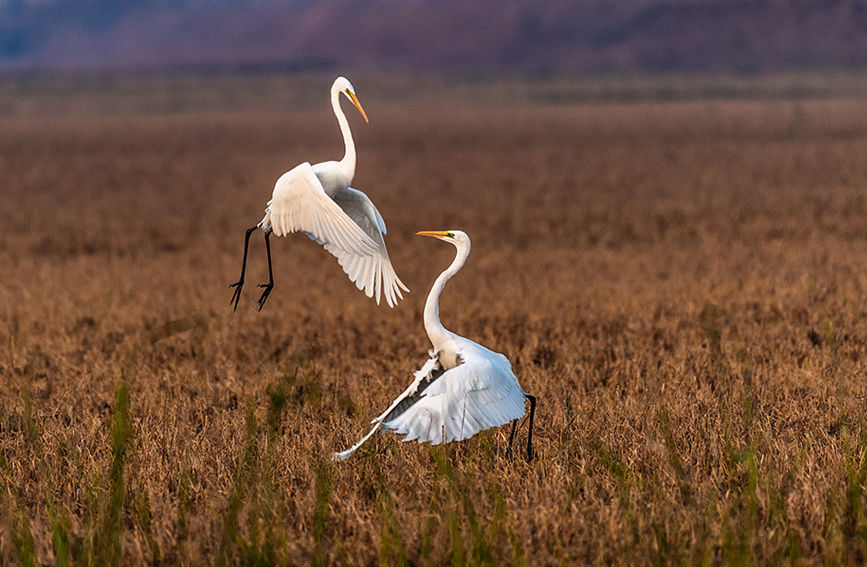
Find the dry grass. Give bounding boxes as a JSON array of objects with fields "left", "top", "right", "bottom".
[{"left": 0, "top": 74, "right": 865, "bottom": 565}]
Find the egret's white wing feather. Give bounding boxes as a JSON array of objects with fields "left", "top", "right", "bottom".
[
  {"left": 332, "top": 355, "right": 440, "bottom": 461},
  {"left": 382, "top": 350, "right": 526, "bottom": 446},
  {"left": 329, "top": 187, "right": 409, "bottom": 307},
  {"left": 334, "top": 347, "right": 526, "bottom": 460},
  {"left": 260, "top": 163, "right": 378, "bottom": 256},
  {"left": 332, "top": 422, "right": 382, "bottom": 461}
]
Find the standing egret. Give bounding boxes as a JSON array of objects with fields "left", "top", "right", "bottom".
[
  {"left": 229, "top": 77, "right": 408, "bottom": 311},
  {"left": 334, "top": 230, "right": 536, "bottom": 461}
]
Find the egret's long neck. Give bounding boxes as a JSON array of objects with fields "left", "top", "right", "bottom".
[
  {"left": 332, "top": 89, "right": 356, "bottom": 182},
  {"left": 424, "top": 242, "right": 470, "bottom": 351}
]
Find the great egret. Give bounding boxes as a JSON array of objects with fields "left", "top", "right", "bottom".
[
  {"left": 333, "top": 230, "right": 536, "bottom": 461},
  {"left": 229, "top": 77, "right": 408, "bottom": 311}
]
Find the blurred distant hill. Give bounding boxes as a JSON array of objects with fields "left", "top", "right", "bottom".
[{"left": 3, "top": 0, "right": 867, "bottom": 74}]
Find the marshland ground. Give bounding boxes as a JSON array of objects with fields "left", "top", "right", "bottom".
[{"left": 0, "top": 73, "right": 865, "bottom": 565}]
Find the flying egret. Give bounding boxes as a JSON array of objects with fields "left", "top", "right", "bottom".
[
  {"left": 229, "top": 76, "right": 408, "bottom": 311},
  {"left": 333, "top": 230, "right": 536, "bottom": 461}
]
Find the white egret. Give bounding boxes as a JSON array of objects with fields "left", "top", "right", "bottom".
[
  {"left": 229, "top": 77, "right": 408, "bottom": 311},
  {"left": 334, "top": 230, "right": 536, "bottom": 461}
]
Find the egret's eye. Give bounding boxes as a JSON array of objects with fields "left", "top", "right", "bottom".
[{"left": 445, "top": 232, "right": 455, "bottom": 239}]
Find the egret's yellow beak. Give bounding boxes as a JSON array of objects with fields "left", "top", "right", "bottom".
[
  {"left": 415, "top": 230, "right": 452, "bottom": 240},
  {"left": 346, "top": 91, "right": 369, "bottom": 123}
]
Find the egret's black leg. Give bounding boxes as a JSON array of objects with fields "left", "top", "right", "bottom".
[
  {"left": 506, "top": 419, "right": 518, "bottom": 459},
  {"left": 229, "top": 225, "right": 259, "bottom": 311},
  {"left": 525, "top": 394, "right": 537, "bottom": 461},
  {"left": 256, "top": 230, "right": 275, "bottom": 311}
]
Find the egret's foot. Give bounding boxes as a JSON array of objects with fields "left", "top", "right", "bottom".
[
  {"left": 229, "top": 280, "right": 245, "bottom": 311},
  {"left": 256, "top": 282, "right": 274, "bottom": 311}
]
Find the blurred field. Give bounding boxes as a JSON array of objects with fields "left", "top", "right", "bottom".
[{"left": 0, "top": 73, "right": 865, "bottom": 565}]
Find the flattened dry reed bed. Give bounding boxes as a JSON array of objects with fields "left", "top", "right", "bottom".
[{"left": 0, "top": 75, "right": 865, "bottom": 564}]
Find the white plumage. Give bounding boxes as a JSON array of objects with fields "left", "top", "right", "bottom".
[
  {"left": 383, "top": 344, "right": 527, "bottom": 445},
  {"left": 334, "top": 230, "right": 536, "bottom": 461},
  {"left": 229, "top": 77, "right": 408, "bottom": 311},
  {"left": 261, "top": 164, "right": 376, "bottom": 255},
  {"left": 259, "top": 166, "right": 407, "bottom": 307}
]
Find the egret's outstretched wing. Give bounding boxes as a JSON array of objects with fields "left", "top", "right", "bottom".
[
  {"left": 259, "top": 162, "right": 378, "bottom": 256},
  {"left": 332, "top": 354, "right": 441, "bottom": 461},
  {"left": 329, "top": 187, "right": 409, "bottom": 308},
  {"left": 382, "top": 353, "right": 526, "bottom": 445}
]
